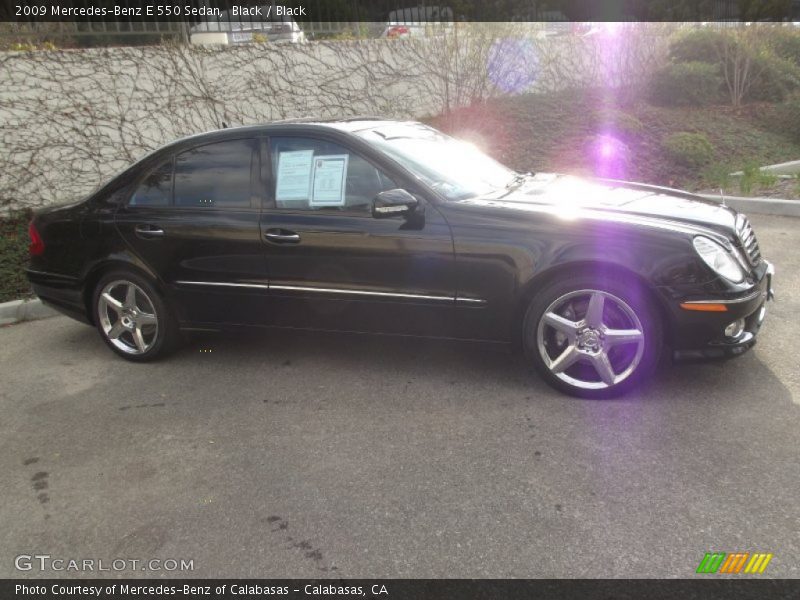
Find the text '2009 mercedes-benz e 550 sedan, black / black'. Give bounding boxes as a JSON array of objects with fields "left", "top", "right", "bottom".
[{"left": 26, "top": 119, "right": 775, "bottom": 398}]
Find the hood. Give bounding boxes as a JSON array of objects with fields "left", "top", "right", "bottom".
[{"left": 461, "top": 173, "right": 738, "bottom": 241}]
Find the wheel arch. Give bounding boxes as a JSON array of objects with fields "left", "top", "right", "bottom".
[
  {"left": 513, "top": 260, "right": 673, "bottom": 348},
  {"left": 81, "top": 259, "right": 165, "bottom": 325}
]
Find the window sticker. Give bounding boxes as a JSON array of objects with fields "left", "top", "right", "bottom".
[
  {"left": 275, "top": 150, "right": 314, "bottom": 202},
  {"left": 311, "top": 154, "right": 349, "bottom": 207}
]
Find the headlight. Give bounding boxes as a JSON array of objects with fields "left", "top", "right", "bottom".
[{"left": 693, "top": 236, "right": 745, "bottom": 283}]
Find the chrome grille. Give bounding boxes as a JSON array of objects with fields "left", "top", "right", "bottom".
[{"left": 735, "top": 214, "right": 761, "bottom": 266}]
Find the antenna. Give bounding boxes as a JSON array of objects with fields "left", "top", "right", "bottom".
[
  {"left": 719, "top": 187, "right": 726, "bottom": 207},
  {"left": 221, "top": 121, "right": 229, "bottom": 129}
]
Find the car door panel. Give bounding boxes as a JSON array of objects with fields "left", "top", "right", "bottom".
[
  {"left": 115, "top": 138, "right": 270, "bottom": 327},
  {"left": 261, "top": 134, "right": 457, "bottom": 337},
  {"left": 261, "top": 208, "right": 456, "bottom": 336}
]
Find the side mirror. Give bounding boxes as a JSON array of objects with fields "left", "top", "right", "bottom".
[{"left": 372, "top": 189, "right": 418, "bottom": 218}]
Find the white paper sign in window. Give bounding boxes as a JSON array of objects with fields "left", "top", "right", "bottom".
[
  {"left": 311, "top": 154, "right": 349, "bottom": 207},
  {"left": 275, "top": 150, "right": 314, "bottom": 202}
]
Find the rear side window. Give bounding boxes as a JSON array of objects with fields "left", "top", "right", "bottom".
[
  {"left": 130, "top": 158, "right": 173, "bottom": 207},
  {"left": 173, "top": 139, "right": 255, "bottom": 208}
]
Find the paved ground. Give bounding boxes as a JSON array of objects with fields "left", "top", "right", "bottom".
[{"left": 1, "top": 213, "right": 798, "bottom": 579}]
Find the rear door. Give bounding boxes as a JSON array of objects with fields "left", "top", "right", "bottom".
[
  {"left": 115, "top": 137, "right": 270, "bottom": 327},
  {"left": 259, "top": 134, "right": 457, "bottom": 337}
]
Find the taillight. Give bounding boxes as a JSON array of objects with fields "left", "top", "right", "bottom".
[{"left": 28, "top": 220, "right": 45, "bottom": 256}]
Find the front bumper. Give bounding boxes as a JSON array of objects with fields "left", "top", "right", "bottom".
[{"left": 671, "top": 261, "right": 774, "bottom": 361}]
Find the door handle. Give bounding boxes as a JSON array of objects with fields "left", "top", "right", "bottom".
[
  {"left": 134, "top": 225, "right": 165, "bottom": 238},
  {"left": 264, "top": 229, "right": 300, "bottom": 243}
]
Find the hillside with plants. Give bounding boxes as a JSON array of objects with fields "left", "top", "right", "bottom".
[{"left": 431, "top": 26, "right": 800, "bottom": 199}]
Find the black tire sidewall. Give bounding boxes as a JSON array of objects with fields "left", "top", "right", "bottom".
[
  {"left": 523, "top": 274, "right": 663, "bottom": 399},
  {"left": 92, "top": 271, "right": 175, "bottom": 362}
]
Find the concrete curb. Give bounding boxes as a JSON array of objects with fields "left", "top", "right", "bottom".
[
  {"left": 698, "top": 194, "right": 800, "bottom": 218},
  {"left": 0, "top": 298, "right": 59, "bottom": 326},
  {"left": 730, "top": 159, "right": 800, "bottom": 177}
]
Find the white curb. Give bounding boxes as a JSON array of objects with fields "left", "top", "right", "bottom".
[
  {"left": 0, "top": 297, "right": 59, "bottom": 326},
  {"left": 698, "top": 194, "right": 800, "bottom": 218},
  {"left": 729, "top": 159, "right": 800, "bottom": 177}
]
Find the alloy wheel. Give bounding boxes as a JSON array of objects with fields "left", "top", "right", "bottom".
[
  {"left": 97, "top": 280, "right": 159, "bottom": 355},
  {"left": 536, "top": 289, "right": 645, "bottom": 390}
]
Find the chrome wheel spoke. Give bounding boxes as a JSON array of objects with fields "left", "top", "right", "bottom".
[
  {"left": 604, "top": 328, "right": 643, "bottom": 347},
  {"left": 108, "top": 321, "right": 125, "bottom": 340},
  {"left": 584, "top": 292, "right": 605, "bottom": 328},
  {"left": 101, "top": 292, "right": 124, "bottom": 314},
  {"left": 590, "top": 351, "right": 617, "bottom": 386},
  {"left": 542, "top": 312, "right": 579, "bottom": 338},
  {"left": 124, "top": 284, "right": 137, "bottom": 309},
  {"left": 549, "top": 344, "right": 581, "bottom": 374},
  {"left": 132, "top": 327, "right": 147, "bottom": 352},
  {"left": 137, "top": 312, "right": 157, "bottom": 327}
]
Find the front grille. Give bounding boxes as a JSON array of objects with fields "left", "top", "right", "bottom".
[{"left": 736, "top": 214, "right": 761, "bottom": 266}]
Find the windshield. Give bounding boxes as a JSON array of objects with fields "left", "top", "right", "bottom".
[{"left": 356, "top": 123, "right": 518, "bottom": 201}]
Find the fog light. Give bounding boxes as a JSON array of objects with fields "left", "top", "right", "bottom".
[{"left": 724, "top": 318, "right": 745, "bottom": 339}]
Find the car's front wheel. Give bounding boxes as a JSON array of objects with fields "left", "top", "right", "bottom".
[
  {"left": 92, "top": 271, "right": 178, "bottom": 361},
  {"left": 523, "top": 274, "right": 663, "bottom": 399}
]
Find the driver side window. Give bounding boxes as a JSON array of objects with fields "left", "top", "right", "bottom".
[{"left": 269, "top": 137, "right": 397, "bottom": 212}]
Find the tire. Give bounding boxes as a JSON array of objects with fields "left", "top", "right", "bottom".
[
  {"left": 92, "top": 270, "right": 179, "bottom": 362},
  {"left": 523, "top": 272, "right": 663, "bottom": 399}
]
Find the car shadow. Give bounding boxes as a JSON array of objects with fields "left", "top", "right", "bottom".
[{"left": 47, "top": 320, "right": 795, "bottom": 409}]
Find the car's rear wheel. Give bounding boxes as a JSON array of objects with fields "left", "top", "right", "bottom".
[
  {"left": 92, "top": 271, "right": 178, "bottom": 361},
  {"left": 523, "top": 274, "right": 662, "bottom": 399}
]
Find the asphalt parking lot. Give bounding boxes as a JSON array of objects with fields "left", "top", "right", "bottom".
[{"left": 1, "top": 213, "right": 798, "bottom": 579}]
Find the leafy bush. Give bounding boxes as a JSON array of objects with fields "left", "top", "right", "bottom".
[
  {"left": 761, "top": 93, "right": 800, "bottom": 142},
  {"left": 767, "top": 28, "right": 800, "bottom": 66},
  {"left": 665, "top": 27, "right": 800, "bottom": 105},
  {"left": 0, "top": 211, "right": 32, "bottom": 303},
  {"left": 702, "top": 163, "right": 733, "bottom": 189},
  {"left": 662, "top": 132, "right": 714, "bottom": 168},
  {"left": 737, "top": 162, "right": 778, "bottom": 195},
  {"left": 746, "top": 53, "right": 800, "bottom": 102},
  {"left": 648, "top": 62, "right": 722, "bottom": 106},
  {"left": 668, "top": 28, "right": 731, "bottom": 64}
]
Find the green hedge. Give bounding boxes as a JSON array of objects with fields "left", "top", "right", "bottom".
[
  {"left": 0, "top": 211, "right": 32, "bottom": 303},
  {"left": 747, "top": 53, "right": 800, "bottom": 102},
  {"left": 648, "top": 62, "right": 722, "bottom": 106},
  {"left": 768, "top": 28, "right": 800, "bottom": 66},
  {"left": 668, "top": 28, "right": 730, "bottom": 64},
  {"left": 663, "top": 28, "right": 800, "bottom": 105},
  {"left": 662, "top": 132, "right": 714, "bottom": 168}
]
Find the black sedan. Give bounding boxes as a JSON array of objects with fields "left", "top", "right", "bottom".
[{"left": 26, "top": 119, "right": 774, "bottom": 398}]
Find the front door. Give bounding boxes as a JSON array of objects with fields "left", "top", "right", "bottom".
[
  {"left": 260, "top": 135, "right": 456, "bottom": 337},
  {"left": 115, "top": 137, "right": 270, "bottom": 327}
]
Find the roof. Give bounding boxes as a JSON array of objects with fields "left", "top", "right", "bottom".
[
  {"left": 165, "top": 116, "right": 407, "bottom": 143},
  {"left": 129, "top": 118, "right": 415, "bottom": 171}
]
